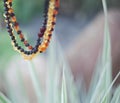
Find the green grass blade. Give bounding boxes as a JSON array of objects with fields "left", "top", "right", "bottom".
[
  {"left": 101, "top": 71, "right": 120, "bottom": 103},
  {"left": 53, "top": 66, "right": 61, "bottom": 103},
  {"left": 53, "top": 34, "right": 80, "bottom": 103},
  {"left": 46, "top": 33, "right": 80, "bottom": 103},
  {"left": 87, "top": 55, "right": 102, "bottom": 101},
  {"left": 102, "top": 0, "right": 111, "bottom": 64},
  {"left": 46, "top": 34, "right": 60, "bottom": 103},
  {"left": 111, "top": 84, "right": 120, "bottom": 103},
  {"left": 27, "top": 61, "right": 44, "bottom": 103},
  {"left": 16, "top": 68, "right": 30, "bottom": 103},
  {"left": 0, "top": 92, "right": 12, "bottom": 103},
  {"left": 101, "top": 0, "right": 112, "bottom": 102},
  {"left": 61, "top": 69, "right": 67, "bottom": 103},
  {"left": 63, "top": 64, "right": 80, "bottom": 103},
  {"left": 89, "top": 62, "right": 111, "bottom": 103},
  {"left": 5, "top": 71, "right": 22, "bottom": 103},
  {"left": 89, "top": 0, "right": 112, "bottom": 103}
]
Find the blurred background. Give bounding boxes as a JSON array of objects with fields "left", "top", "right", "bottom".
[
  {"left": 0, "top": 0, "right": 120, "bottom": 66},
  {"left": 0, "top": 0, "right": 120, "bottom": 102},
  {"left": 0, "top": 0, "right": 119, "bottom": 84},
  {"left": 0, "top": 0, "right": 119, "bottom": 81},
  {"left": 0, "top": 0, "right": 120, "bottom": 60}
]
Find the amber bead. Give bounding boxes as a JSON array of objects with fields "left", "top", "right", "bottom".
[
  {"left": 11, "top": 16, "right": 16, "bottom": 22},
  {"left": 28, "top": 46, "right": 33, "bottom": 50},
  {"left": 53, "top": 10, "right": 58, "bottom": 15},
  {"left": 39, "top": 45, "right": 47, "bottom": 52},
  {"left": 19, "top": 34, "right": 24, "bottom": 39},
  {"left": 14, "top": 25, "right": 19, "bottom": 31},
  {"left": 8, "top": 0, "right": 12, "bottom": 3},
  {"left": 8, "top": 8, "right": 13, "bottom": 13}
]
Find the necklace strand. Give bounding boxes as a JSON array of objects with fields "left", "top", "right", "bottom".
[
  {"left": 4, "top": 0, "right": 60, "bottom": 60},
  {"left": 6, "top": 0, "right": 49, "bottom": 50}
]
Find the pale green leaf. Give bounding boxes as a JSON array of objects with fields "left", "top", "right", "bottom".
[{"left": 0, "top": 92, "right": 12, "bottom": 103}]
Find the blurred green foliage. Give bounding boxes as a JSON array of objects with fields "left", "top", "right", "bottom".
[
  {"left": 0, "top": 0, "right": 120, "bottom": 23},
  {"left": 0, "top": 34, "right": 16, "bottom": 57},
  {"left": 13, "top": 0, "right": 44, "bottom": 23},
  {"left": 0, "top": 31, "right": 16, "bottom": 70},
  {"left": 0, "top": 0, "right": 44, "bottom": 23}
]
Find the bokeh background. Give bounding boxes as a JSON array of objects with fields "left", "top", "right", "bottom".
[
  {"left": 0, "top": 0, "right": 120, "bottom": 66},
  {"left": 0, "top": 0, "right": 119, "bottom": 79},
  {"left": 0, "top": 0, "right": 120, "bottom": 102}
]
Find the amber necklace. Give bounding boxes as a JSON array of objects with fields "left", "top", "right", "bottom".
[{"left": 3, "top": 0, "right": 59, "bottom": 60}]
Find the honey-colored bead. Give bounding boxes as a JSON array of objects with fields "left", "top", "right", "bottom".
[
  {"left": 44, "top": 35, "right": 51, "bottom": 40},
  {"left": 11, "top": 16, "right": 16, "bottom": 22},
  {"left": 53, "top": 10, "right": 58, "bottom": 15},
  {"left": 38, "top": 45, "right": 47, "bottom": 52},
  {"left": 52, "top": 17, "right": 56, "bottom": 22},
  {"left": 44, "top": 42, "right": 49, "bottom": 47},
  {"left": 50, "top": 0, "right": 54, "bottom": 2},
  {"left": 14, "top": 25, "right": 20, "bottom": 31},
  {"left": 8, "top": 0, "right": 12, "bottom": 3},
  {"left": 8, "top": 8, "right": 13, "bottom": 13},
  {"left": 46, "top": 31, "right": 52, "bottom": 35},
  {"left": 21, "top": 52, "right": 38, "bottom": 60},
  {"left": 6, "top": 0, "right": 12, "bottom": 4}
]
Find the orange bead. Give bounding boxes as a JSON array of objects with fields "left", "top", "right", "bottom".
[
  {"left": 28, "top": 46, "right": 33, "bottom": 50},
  {"left": 52, "top": 17, "right": 56, "bottom": 22},
  {"left": 8, "top": 0, "right": 12, "bottom": 2},
  {"left": 44, "top": 42, "right": 49, "bottom": 47},
  {"left": 14, "top": 25, "right": 20, "bottom": 31},
  {"left": 11, "top": 16, "right": 16, "bottom": 22},
  {"left": 55, "top": 0, "right": 60, "bottom": 8},
  {"left": 39, "top": 45, "right": 47, "bottom": 52},
  {"left": 19, "top": 34, "right": 24, "bottom": 39},
  {"left": 47, "top": 31, "right": 52, "bottom": 34},
  {"left": 8, "top": 8, "right": 13, "bottom": 14},
  {"left": 53, "top": 10, "right": 58, "bottom": 15},
  {"left": 44, "top": 35, "right": 51, "bottom": 40}
]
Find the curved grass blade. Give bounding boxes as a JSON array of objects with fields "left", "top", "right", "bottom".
[
  {"left": 111, "top": 84, "right": 120, "bottom": 103},
  {"left": 27, "top": 61, "right": 44, "bottom": 103},
  {"left": 101, "top": 71, "right": 120, "bottom": 103},
  {"left": 61, "top": 69, "right": 67, "bottom": 103},
  {"left": 0, "top": 92, "right": 12, "bottom": 103},
  {"left": 53, "top": 34, "right": 80, "bottom": 103},
  {"left": 46, "top": 34, "right": 61, "bottom": 103},
  {"left": 89, "top": 0, "right": 112, "bottom": 103}
]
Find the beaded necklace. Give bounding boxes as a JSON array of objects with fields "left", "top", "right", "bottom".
[{"left": 3, "top": 0, "right": 60, "bottom": 60}]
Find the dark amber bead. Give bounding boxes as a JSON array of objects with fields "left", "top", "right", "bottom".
[{"left": 38, "top": 33, "right": 44, "bottom": 37}]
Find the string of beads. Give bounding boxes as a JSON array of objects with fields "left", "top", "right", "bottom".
[{"left": 3, "top": 0, "right": 60, "bottom": 60}]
